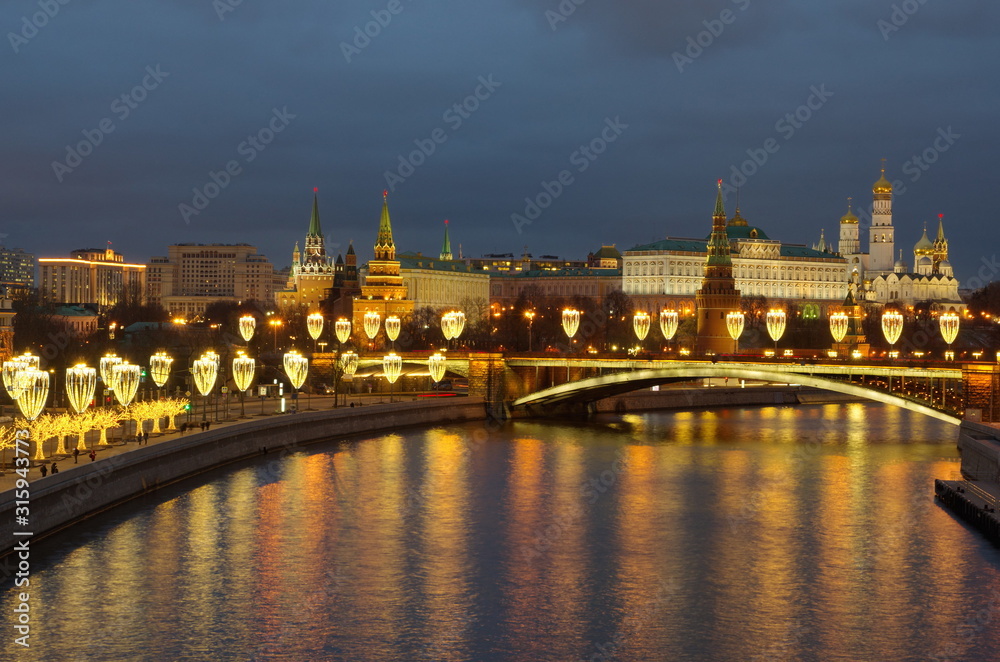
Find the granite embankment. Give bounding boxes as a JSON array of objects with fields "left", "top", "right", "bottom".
[{"left": 0, "top": 397, "right": 486, "bottom": 558}]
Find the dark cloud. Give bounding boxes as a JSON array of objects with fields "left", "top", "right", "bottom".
[{"left": 1, "top": 0, "right": 997, "bottom": 284}]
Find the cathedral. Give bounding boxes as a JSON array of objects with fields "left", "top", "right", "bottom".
[{"left": 837, "top": 167, "right": 963, "bottom": 311}]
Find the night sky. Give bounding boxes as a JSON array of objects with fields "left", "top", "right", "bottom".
[{"left": 3, "top": 1, "right": 997, "bottom": 284}]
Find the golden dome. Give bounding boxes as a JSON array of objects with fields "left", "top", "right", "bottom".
[
  {"left": 840, "top": 199, "right": 858, "bottom": 224},
  {"left": 913, "top": 226, "right": 934, "bottom": 255},
  {"left": 873, "top": 169, "right": 892, "bottom": 194}
]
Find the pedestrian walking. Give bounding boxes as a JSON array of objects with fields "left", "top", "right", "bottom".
[
  {"left": 39, "top": 464, "right": 47, "bottom": 477},
  {"left": 206, "top": 421, "right": 211, "bottom": 430},
  {"left": 74, "top": 448, "right": 80, "bottom": 464},
  {"left": 51, "top": 462, "right": 59, "bottom": 474},
  {"left": 89, "top": 450, "right": 97, "bottom": 462}
]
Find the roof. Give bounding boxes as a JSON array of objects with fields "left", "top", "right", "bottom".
[
  {"left": 591, "top": 245, "right": 621, "bottom": 259},
  {"left": 627, "top": 238, "right": 707, "bottom": 253},
  {"left": 494, "top": 267, "right": 621, "bottom": 279},
  {"left": 722, "top": 225, "right": 772, "bottom": 241},
  {"left": 53, "top": 305, "right": 97, "bottom": 318},
  {"left": 779, "top": 245, "right": 840, "bottom": 259},
  {"left": 398, "top": 253, "right": 483, "bottom": 274}
]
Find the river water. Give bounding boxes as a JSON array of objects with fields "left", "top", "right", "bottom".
[{"left": 2, "top": 402, "right": 999, "bottom": 662}]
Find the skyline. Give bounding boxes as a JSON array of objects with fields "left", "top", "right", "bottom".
[{"left": 3, "top": 1, "right": 997, "bottom": 283}]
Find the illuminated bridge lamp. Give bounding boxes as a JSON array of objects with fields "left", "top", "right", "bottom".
[
  {"left": 383, "top": 352, "right": 402, "bottom": 403},
  {"left": 766, "top": 309, "right": 787, "bottom": 354},
  {"left": 204, "top": 350, "right": 220, "bottom": 370},
  {"left": 65, "top": 364, "right": 96, "bottom": 414},
  {"left": 307, "top": 313, "right": 324, "bottom": 341},
  {"left": 428, "top": 353, "right": 447, "bottom": 383},
  {"left": 385, "top": 315, "right": 401, "bottom": 343},
  {"left": 829, "top": 312, "right": 849, "bottom": 344},
  {"left": 238, "top": 315, "right": 256, "bottom": 342},
  {"left": 335, "top": 318, "right": 352, "bottom": 345},
  {"left": 562, "top": 309, "right": 580, "bottom": 340},
  {"left": 17, "top": 352, "right": 40, "bottom": 370},
  {"left": 441, "top": 312, "right": 456, "bottom": 341},
  {"left": 660, "top": 310, "right": 679, "bottom": 342},
  {"left": 881, "top": 310, "right": 904, "bottom": 359},
  {"left": 149, "top": 352, "right": 173, "bottom": 388},
  {"left": 364, "top": 311, "right": 381, "bottom": 341},
  {"left": 726, "top": 311, "right": 745, "bottom": 342},
  {"left": 100, "top": 354, "right": 122, "bottom": 392},
  {"left": 939, "top": 312, "right": 959, "bottom": 361},
  {"left": 111, "top": 363, "right": 141, "bottom": 407},
  {"left": 340, "top": 351, "right": 358, "bottom": 377},
  {"left": 3, "top": 358, "right": 28, "bottom": 401},
  {"left": 283, "top": 350, "right": 309, "bottom": 390},
  {"left": 633, "top": 311, "right": 651, "bottom": 342},
  {"left": 451, "top": 311, "right": 466, "bottom": 339}
]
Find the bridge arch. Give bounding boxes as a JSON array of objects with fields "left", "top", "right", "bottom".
[{"left": 512, "top": 365, "right": 961, "bottom": 425}]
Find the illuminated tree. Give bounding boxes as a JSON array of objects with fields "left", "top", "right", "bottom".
[
  {"left": 0, "top": 425, "right": 16, "bottom": 470},
  {"left": 50, "top": 412, "right": 76, "bottom": 456},
  {"left": 73, "top": 410, "right": 97, "bottom": 451},
  {"left": 164, "top": 398, "right": 190, "bottom": 431},
  {"left": 24, "top": 414, "right": 56, "bottom": 461},
  {"left": 88, "top": 407, "right": 122, "bottom": 446}
]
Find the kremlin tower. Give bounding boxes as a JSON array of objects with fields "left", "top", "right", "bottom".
[
  {"left": 695, "top": 181, "right": 741, "bottom": 355},
  {"left": 868, "top": 164, "right": 896, "bottom": 275}
]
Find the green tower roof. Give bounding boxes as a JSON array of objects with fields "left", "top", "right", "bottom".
[
  {"left": 440, "top": 220, "right": 452, "bottom": 258},
  {"left": 376, "top": 191, "right": 394, "bottom": 250},
  {"left": 307, "top": 189, "right": 322, "bottom": 237}
]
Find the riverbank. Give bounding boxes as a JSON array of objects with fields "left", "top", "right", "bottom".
[{"left": 0, "top": 397, "right": 486, "bottom": 558}]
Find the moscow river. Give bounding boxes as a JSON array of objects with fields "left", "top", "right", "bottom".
[{"left": 3, "top": 402, "right": 1000, "bottom": 661}]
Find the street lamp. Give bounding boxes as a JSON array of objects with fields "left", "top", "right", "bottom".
[
  {"left": 428, "top": 353, "right": 446, "bottom": 384},
  {"left": 364, "top": 311, "right": 381, "bottom": 345},
  {"left": 385, "top": 315, "right": 401, "bottom": 345},
  {"left": 766, "top": 309, "right": 786, "bottom": 355},
  {"left": 232, "top": 351, "right": 255, "bottom": 418},
  {"left": 307, "top": 312, "right": 324, "bottom": 352},
  {"left": 829, "top": 313, "right": 849, "bottom": 343},
  {"left": 633, "top": 311, "right": 651, "bottom": 344},
  {"left": 283, "top": 349, "right": 309, "bottom": 405},
  {"left": 65, "top": 364, "right": 96, "bottom": 414},
  {"left": 881, "top": 310, "right": 904, "bottom": 359},
  {"left": 562, "top": 309, "right": 580, "bottom": 341},
  {"left": 100, "top": 353, "right": 122, "bottom": 397},
  {"left": 660, "top": 310, "right": 679, "bottom": 348},
  {"left": 3, "top": 358, "right": 28, "bottom": 402},
  {"left": 192, "top": 354, "right": 218, "bottom": 421},
  {"left": 452, "top": 311, "right": 466, "bottom": 341},
  {"left": 524, "top": 310, "right": 536, "bottom": 352},
  {"left": 383, "top": 352, "right": 402, "bottom": 403},
  {"left": 339, "top": 350, "right": 358, "bottom": 407},
  {"left": 150, "top": 352, "right": 173, "bottom": 394},
  {"left": 239, "top": 315, "right": 256, "bottom": 342},
  {"left": 726, "top": 311, "right": 745, "bottom": 352},
  {"left": 269, "top": 319, "right": 283, "bottom": 351},
  {"left": 939, "top": 312, "right": 959, "bottom": 361},
  {"left": 335, "top": 318, "right": 352, "bottom": 345},
  {"left": 112, "top": 363, "right": 141, "bottom": 407}
]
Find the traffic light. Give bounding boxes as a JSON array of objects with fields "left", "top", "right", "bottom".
[{"left": 183, "top": 403, "right": 192, "bottom": 411}]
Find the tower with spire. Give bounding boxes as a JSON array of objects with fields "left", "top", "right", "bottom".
[
  {"left": 869, "top": 161, "right": 895, "bottom": 275},
  {"left": 932, "top": 213, "right": 950, "bottom": 275},
  {"left": 275, "top": 188, "right": 339, "bottom": 311},
  {"left": 439, "top": 220, "right": 453, "bottom": 261},
  {"left": 354, "top": 191, "right": 414, "bottom": 330},
  {"left": 695, "top": 180, "right": 741, "bottom": 355}
]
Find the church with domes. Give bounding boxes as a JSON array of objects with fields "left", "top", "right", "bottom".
[{"left": 837, "top": 166, "right": 962, "bottom": 311}]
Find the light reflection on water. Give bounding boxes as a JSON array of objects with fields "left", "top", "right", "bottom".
[{"left": 3, "top": 403, "right": 999, "bottom": 662}]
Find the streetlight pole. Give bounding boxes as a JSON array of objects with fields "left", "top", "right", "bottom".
[{"left": 524, "top": 310, "right": 536, "bottom": 353}]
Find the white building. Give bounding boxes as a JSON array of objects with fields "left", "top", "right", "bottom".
[{"left": 623, "top": 207, "right": 848, "bottom": 313}]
